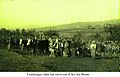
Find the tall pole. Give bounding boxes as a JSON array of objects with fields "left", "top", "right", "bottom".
[{"left": 116, "top": 0, "right": 119, "bottom": 19}]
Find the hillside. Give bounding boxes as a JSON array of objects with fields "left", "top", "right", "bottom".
[
  {"left": 33, "top": 19, "right": 120, "bottom": 31},
  {"left": 32, "top": 19, "right": 120, "bottom": 38}
]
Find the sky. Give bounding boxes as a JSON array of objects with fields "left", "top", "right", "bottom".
[{"left": 0, "top": 0, "right": 119, "bottom": 29}]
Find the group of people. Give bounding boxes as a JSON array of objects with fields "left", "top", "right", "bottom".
[
  {"left": 48, "top": 37, "right": 120, "bottom": 59},
  {"left": 0, "top": 35, "right": 119, "bottom": 59},
  {"left": 89, "top": 40, "right": 119, "bottom": 59}
]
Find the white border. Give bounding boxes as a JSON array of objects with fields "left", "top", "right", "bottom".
[
  {"left": 0, "top": 72, "right": 120, "bottom": 77},
  {"left": 0, "top": 0, "right": 119, "bottom": 77}
]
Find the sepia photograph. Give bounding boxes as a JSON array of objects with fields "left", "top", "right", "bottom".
[{"left": 0, "top": 0, "right": 120, "bottom": 72}]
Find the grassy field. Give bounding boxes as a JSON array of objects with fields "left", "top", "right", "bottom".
[{"left": 0, "top": 49, "right": 119, "bottom": 72}]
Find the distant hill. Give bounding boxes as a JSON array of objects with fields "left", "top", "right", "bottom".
[
  {"left": 32, "top": 19, "right": 120, "bottom": 38},
  {"left": 33, "top": 19, "right": 120, "bottom": 31}
]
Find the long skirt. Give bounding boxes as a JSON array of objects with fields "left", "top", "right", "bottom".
[
  {"left": 49, "top": 48, "right": 55, "bottom": 57},
  {"left": 63, "top": 48, "right": 68, "bottom": 57},
  {"left": 91, "top": 49, "right": 96, "bottom": 58}
]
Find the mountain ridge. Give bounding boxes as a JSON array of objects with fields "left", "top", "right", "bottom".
[{"left": 32, "top": 19, "right": 120, "bottom": 31}]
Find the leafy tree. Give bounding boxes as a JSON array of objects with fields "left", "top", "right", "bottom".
[
  {"left": 104, "top": 23, "right": 120, "bottom": 41},
  {"left": 6, "top": 30, "right": 12, "bottom": 37},
  {"left": 21, "top": 29, "right": 27, "bottom": 39},
  {"left": 27, "top": 30, "right": 35, "bottom": 38},
  {"left": 15, "top": 29, "right": 20, "bottom": 35},
  {"left": 0, "top": 28, "right": 7, "bottom": 36},
  {"left": 21, "top": 29, "right": 27, "bottom": 36}
]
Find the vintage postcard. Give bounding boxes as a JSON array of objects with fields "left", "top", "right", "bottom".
[{"left": 0, "top": 0, "right": 119, "bottom": 75}]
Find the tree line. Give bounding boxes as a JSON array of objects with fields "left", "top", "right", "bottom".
[
  {"left": 0, "top": 28, "right": 59, "bottom": 39},
  {"left": 0, "top": 23, "right": 120, "bottom": 41}
]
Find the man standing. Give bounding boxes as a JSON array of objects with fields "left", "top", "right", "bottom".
[
  {"left": 63, "top": 40, "right": 69, "bottom": 57},
  {"left": 48, "top": 37, "right": 55, "bottom": 57},
  {"left": 7, "top": 36, "right": 11, "bottom": 51},
  {"left": 33, "top": 37, "right": 38, "bottom": 55},
  {"left": 90, "top": 40, "right": 96, "bottom": 59},
  {"left": 54, "top": 37, "right": 59, "bottom": 57}
]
